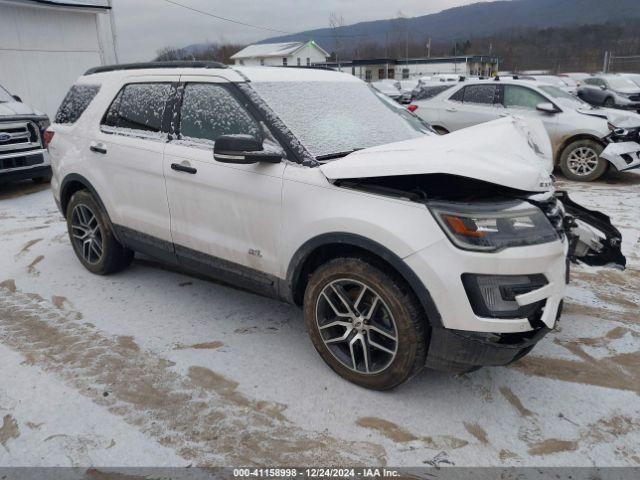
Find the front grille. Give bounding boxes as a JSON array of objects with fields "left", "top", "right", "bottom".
[
  {"left": 629, "top": 94, "right": 640, "bottom": 102},
  {"left": 0, "top": 121, "right": 42, "bottom": 155},
  {"left": 0, "top": 153, "right": 44, "bottom": 171}
]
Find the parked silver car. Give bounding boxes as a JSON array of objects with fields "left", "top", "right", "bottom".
[{"left": 413, "top": 79, "right": 640, "bottom": 181}]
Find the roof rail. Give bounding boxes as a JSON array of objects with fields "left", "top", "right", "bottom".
[{"left": 84, "top": 61, "right": 228, "bottom": 76}]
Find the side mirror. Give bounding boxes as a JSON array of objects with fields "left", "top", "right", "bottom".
[
  {"left": 213, "top": 135, "right": 282, "bottom": 164},
  {"left": 600, "top": 85, "right": 607, "bottom": 91},
  {"left": 12, "top": 95, "right": 22, "bottom": 103},
  {"left": 536, "top": 102, "right": 559, "bottom": 114}
]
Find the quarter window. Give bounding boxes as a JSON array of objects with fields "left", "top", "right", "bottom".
[
  {"left": 178, "top": 83, "right": 261, "bottom": 145},
  {"left": 503, "top": 85, "right": 548, "bottom": 110},
  {"left": 101, "top": 83, "right": 173, "bottom": 135},
  {"left": 55, "top": 85, "right": 101, "bottom": 124}
]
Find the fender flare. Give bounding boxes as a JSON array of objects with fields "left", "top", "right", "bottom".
[
  {"left": 285, "top": 232, "right": 442, "bottom": 327},
  {"left": 59, "top": 173, "right": 123, "bottom": 243}
]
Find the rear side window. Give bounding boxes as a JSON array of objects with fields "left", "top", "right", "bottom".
[
  {"left": 178, "top": 83, "right": 261, "bottom": 145},
  {"left": 55, "top": 85, "right": 100, "bottom": 124},
  {"left": 101, "top": 83, "right": 173, "bottom": 136},
  {"left": 462, "top": 85, "right": 497, "bottom": 105}
]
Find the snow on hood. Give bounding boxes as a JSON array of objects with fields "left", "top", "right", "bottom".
[
  {"left": 0, "top": 101, "right": 41, "bottom": 117},
  {"left": 320, "top": 117, "right": 554, "bottom": 193},
  {"left": 577, "top": 107, "right": 640, "bottom": 129}
]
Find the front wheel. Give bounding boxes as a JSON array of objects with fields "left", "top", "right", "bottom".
[
  {"left": 559, "top": 139, "right": 607, "bottom": 182},
  {"left": 303, "top": 257, "right": 428, "bottom": 390},
  {"left": 66, "top": 190, "right": 134, "bottom": 275}
]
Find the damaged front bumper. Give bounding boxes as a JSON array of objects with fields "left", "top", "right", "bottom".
[
  {"left": 425, "top": 304, "right": 559, "bottom": 374},
  {"left": 601, "top": 141, "right": 640, "bottom": 172},
  {"left": 601, "top": 127, "right": 640, "bottom": 172}
]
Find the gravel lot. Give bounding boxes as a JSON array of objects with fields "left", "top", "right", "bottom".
[{"left": 0, "top": 173, "right": 638, "bottom": 468}]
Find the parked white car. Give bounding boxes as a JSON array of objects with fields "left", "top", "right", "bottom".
[
  {"left": 413, "top": 78, "right": 640, "bottom": 181},
  {"left": 370, "top": 80, "right": 402, "bottom": 102},
  {"left": 48, "top": 63, "right": 625, "bottom": 390}
]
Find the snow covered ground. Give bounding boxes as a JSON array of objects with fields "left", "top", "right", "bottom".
[{"left": 0, "top": 173, "right": 638, "bottom": 469}]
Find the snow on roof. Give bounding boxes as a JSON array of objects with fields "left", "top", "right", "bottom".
[
  {"left": 19, "top": 0, "right": 110, "bottom": 9},
  {"left": 233, "top": 66, "right": 361, "bottom": 83},
  {"left": 231, "top": 41, "right": 328, "bottom": 60}
]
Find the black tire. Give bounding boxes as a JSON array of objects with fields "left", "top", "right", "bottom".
[
  {"left": 303, "top": 257, "right": 428, "bottom": 390},
  {"left": 433, "top": 126, "right": 450, "bottom": 135},
  {"left": 559, "top": 139, "right": 607, "bottom": 182},
  {"left": 603, "top": 97, "right": 615, "bottom": 108},
  {"left": 66, "top": 190, "right": 133, "bottom": 275}
]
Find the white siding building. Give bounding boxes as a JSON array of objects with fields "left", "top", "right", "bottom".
[
  {"left": 231, "top": 41, "right": 329, "bottom": 68},
  {"left": 0, "top": 0, "right": 117, "bottom": 118}
]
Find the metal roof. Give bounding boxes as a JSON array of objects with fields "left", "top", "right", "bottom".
[{"left": 231, "top": 41, "right": 329, "bottom": 60}]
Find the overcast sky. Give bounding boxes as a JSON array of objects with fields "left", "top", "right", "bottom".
[{"left": 112, "top": 0, "right": 497, "bottom": 62}]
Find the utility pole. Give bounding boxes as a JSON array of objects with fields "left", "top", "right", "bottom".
[
  {"left": 603, "top": 51, "right": 610, "bottom": 73},
  {"left": 107, "top": 0, "right": 119, "bottom": 63},
  {"left": 427, "top": 37, "right": 431, "bottom": 58}
]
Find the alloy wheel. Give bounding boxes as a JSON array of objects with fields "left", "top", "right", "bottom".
[
  {"left": 567, "top": 147, "right": 599, "bottom": 176},
  {"left": 315, "top": 279, "right": 398, "bottom": 374},
  {"left": 71, "top": 204, "right": 104, "bottom": 265}
]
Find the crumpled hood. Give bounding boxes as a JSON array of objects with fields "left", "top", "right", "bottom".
[
  {"left": 0, "top": 101, "right": 41, "bottom": 117},
  {"left": 320, "top": 117, "right": 554, "bottom": 193},
  {"left": 577, "top": 107, "right": 640, "bottom": 129}
]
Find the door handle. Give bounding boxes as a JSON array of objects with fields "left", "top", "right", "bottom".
[
  {"left": 171, "top": 163, "right": 197, "bottom": 174},
  {"left": 90, "top": 144, "right": 107, "bottom": 155}
]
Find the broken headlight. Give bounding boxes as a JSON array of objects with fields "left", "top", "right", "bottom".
[{"left": 429, "top": 200, "right": 559, "bottom": 252}]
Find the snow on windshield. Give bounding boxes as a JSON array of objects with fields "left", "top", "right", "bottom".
[{"left": 250, "top": 81, "right": 428, "bottom": 158}]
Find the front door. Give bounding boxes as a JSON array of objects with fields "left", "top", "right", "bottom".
[
  {"left": 499, "top": 84, "right": 559, "bottom": 144},
  {"left": 163, "top": 79, "right": 285, "bottom": 289}
]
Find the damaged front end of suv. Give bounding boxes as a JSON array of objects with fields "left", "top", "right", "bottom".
[{"left": 321, "top": 117, "right": 626, "bottom": 373}]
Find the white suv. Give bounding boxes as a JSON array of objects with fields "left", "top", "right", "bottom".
[{"left": 48, "top": 62, "right": 625, "bottom": 390}]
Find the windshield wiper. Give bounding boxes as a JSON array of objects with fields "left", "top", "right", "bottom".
[{"left": 316, "top": 149, "right": 362, "bottom": 161}]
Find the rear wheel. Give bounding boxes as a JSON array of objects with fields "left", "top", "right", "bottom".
[
  {"left": 559, "top": 139, "right": 607, "bottom": 182},
  {"left": 66, "top": 190, "right": 133, "bottom": 275},
  {"left": 303, "top": 257, "right": 428, "bottom": 390},
  {"left": 603, "top": 97, "right": 615, "bottom": 108}
]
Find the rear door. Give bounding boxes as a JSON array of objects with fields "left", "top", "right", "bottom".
[
  {"left": 163, "top": 77, "right": 285, "bottom": 288},
  {"left": 440, "top": 84, "right": 501, "bottom": 131},
  {"left": 91, "top": 77, "right": 177, "bottom": 251}
]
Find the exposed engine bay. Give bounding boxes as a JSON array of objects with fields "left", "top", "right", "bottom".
[{"left": 335, "top": 173, "right": 626, "bottom": 271}]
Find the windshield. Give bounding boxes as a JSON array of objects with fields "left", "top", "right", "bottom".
[
  {"left": 251, "top": 81, "right": 430, "bottom": 159},
  {"left": 539, "top": 85, "right": 591, "bottom": 109},
  {"left": 0, "top": 85, "right": 13, "bottom": 103},
  {"left": 605, "top": 77, "right": 638, "bottom": 91}
]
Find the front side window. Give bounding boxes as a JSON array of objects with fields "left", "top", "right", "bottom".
[
  {"left": 101, "top": 83, "right": 173, "bottom": 136},
  {"left": 503, "top": 85, "right": 548, "bottom": 110},
  {"left": 178, "top": 83, "right": 261, "bottom": 146},
  {"left": 55, "top": 84, "right": 101, "bottom": 124}
]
